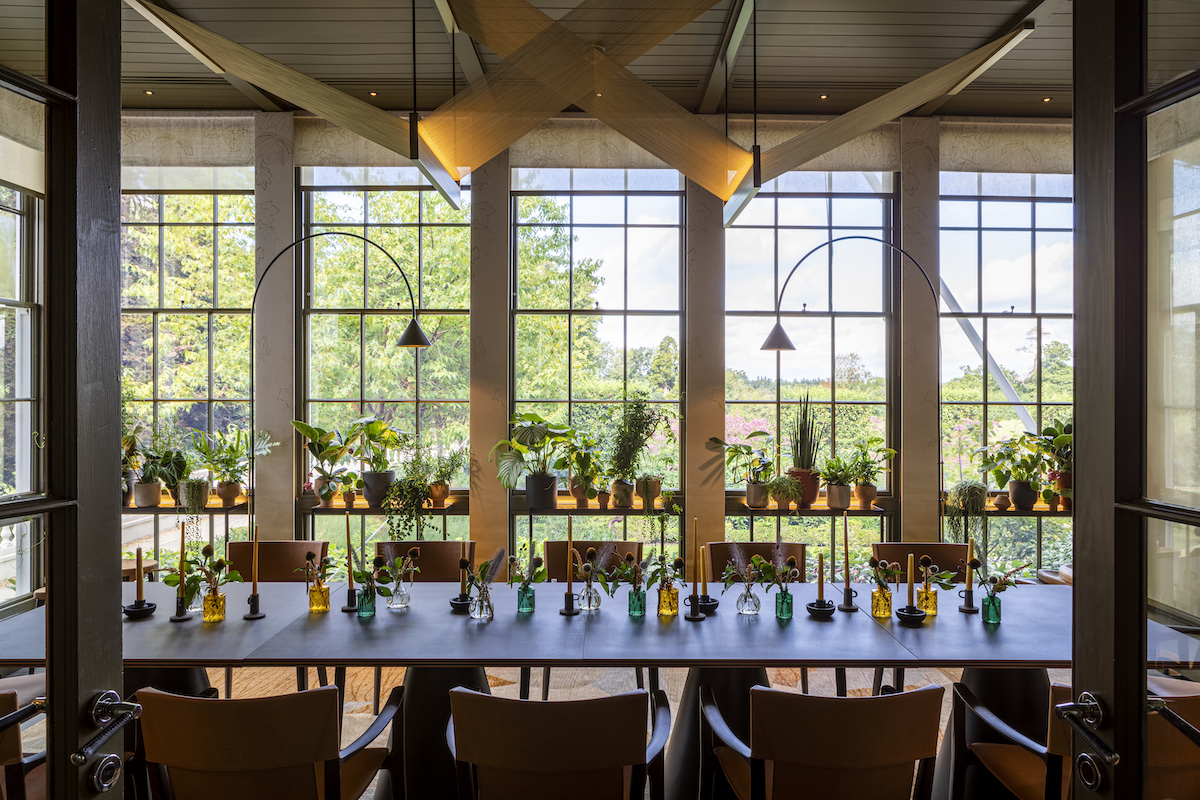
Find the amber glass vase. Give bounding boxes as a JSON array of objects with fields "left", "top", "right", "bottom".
[
  {"left": 202, "top": 591, "right": 226, "bottom": 623},
  {"left": 309, "top": 583, "right": 330, "bottom": 613},
  {"left": 871, "top": 588, "right": 892, "bottom": 618},
  {"left": 917, "top": 587, "right": 938, "bottom": 616},
  {"left": 657, "top": 584, "right": 679, "bottom": 617}
]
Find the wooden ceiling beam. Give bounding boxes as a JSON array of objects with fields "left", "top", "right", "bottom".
[
  {"left": 698, "top": 0, "right": 753, "bottom": 114},
  {"left": 431, "top": 0, "right": 485, "bottom": 84}
]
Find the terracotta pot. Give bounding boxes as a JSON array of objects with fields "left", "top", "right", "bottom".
[
  {"left": 525, "top": 474, "right": 558, "bottom": 511},
  {"left": 1048, "top": 495, "right": 1060, "bottom": 512},
  {"left": 855, "top": 483, "right": 878, "bottom": 510},
  {"left": 787, "top": 468, "right": 821, "bottom": 509},
  {"left": 994, "top": 493, "right": 1011, "bottom": 511},
  {"left": 611, "top": 480, "right": 634, "bottom": 508},
  {"left": 314, "top": 477, "right": 334, "bottom": 508},
  {"left": 1055, "top": 471, "right": 1073, "bottom": 511},
  {"left": 215, "top": 481, "right": 241, "bottom": 508},
  {"left": 1008, "top": 480, "right": 1037, "bottom": 511},
  {"left": 429, "top": 482, "right": 450, "bottom": 508},
  {"left": 597, "top": 491, "right": 611, "bottom": 510},
  {"left": 362, "top": 470, "right": 395, "bottom": 508},
  {"left": 568, "top": 479, "right": 591, "bottom": 509},
  {"left": 133, "top": 480, "right": 163, "bottom": 509},
  {"left": 342, "top": 490, "right": 357, "bottom": 508},
  {"left": 635, "top": 477, "right": 661, "bottom": 508},
  {"left": 826, "top": 484, "right": 852, "bottom": 511},
  {"left": 745, "top": 482, "right": 769, "bottom": 509}
]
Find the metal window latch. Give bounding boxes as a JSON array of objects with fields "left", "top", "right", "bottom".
[{"left": 1055, "top": 692, "right": 1120, "bottom": 770}]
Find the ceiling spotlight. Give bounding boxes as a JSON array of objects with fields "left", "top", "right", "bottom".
[
  {"left": 369, "top": 91, "right": 378, "bottom": 97},
  {"left": 819, "top": 94, "right": 828, "bottom": 100},
  {"left": 144, "top": 90, "right": 154, "bottom": 95},
  {"left": 1042, "top": 96, "right": 1052, "bottom": 102},
  {"left": 595, "top": 92, "right": 602, "bottom": 97}
]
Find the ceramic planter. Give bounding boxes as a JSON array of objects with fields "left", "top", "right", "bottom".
[
  {"left": 122, "top": 470, "right": 136, "bottom": 507},
  {"left": 745, "top": 482, "right": 769, "bottom": 509},
  {"left": 855, "top": 483, "right": 878, "bottom": 509},
  {"left": 1055, "top": 471, "right": 1073, "bottom": 511},
  {"left": 568, "top": 479, "right": 592, "bottom": 509},
  {"left": 636, "top": 477, "right": 661, "bottom": 508},
  {"left": 525, "top": 474, "right": 558, "bottom": 511},
  {"left": 429, "top": 482, "right": 450, "bottom": 508},
  {"left": 611, "top": 480, "right": 634, "bottom": 508},
  {"left": 993, "top": 493, "right": 1011, "bottom": 511},
  {"left": 180, "top": 480, "right": 210, "bottom": 513},
  {"left": 597, "top": 491, "right": 611, "bottom": 509},
  {"left": 314, "top": 477, "right": 334, "bottom": 508},
  {"left": 1008, "top": 480, "right": 1037, "bottom": 511},
  {"left": 215, "top": 481, "right": 242, "bottom": 507},
  {"left": 825, "top": 484, "right": 852, "bottom": 511},
  {"left": 342, "top": 489, "right": 357, "bottom": 508},
  {"left": 362, "top": 470, "right": 395, "bottom": 508},
  {"left": 787, "top": 468, "right": 821, "bottom": 509},
  {"left": 133, "top": 480, "right": 163, "bottom": 509}
]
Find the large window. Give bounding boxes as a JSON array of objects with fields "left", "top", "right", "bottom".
[
  {"left": 939, "top": 171, "right": 1074, "bottom": 573},
  {"left": 511, "top": 168, "right": 683, "bottom": 549},
  {"left": 0, "top": 182, "right": 40, "bottom": 501},
  {"left": 724, "top": 171, "right": 896, "bottom": 571}
]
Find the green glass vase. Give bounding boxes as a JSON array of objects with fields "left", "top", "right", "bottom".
[
  {"left": 357, "top": 590, "right": 376, "bottom": 619},
  {"left": 982, "top": 594, "right": 1001, "bottom": 624},
  {"left": 517, "top": 584, "right": 536, "bottom": 613},
  {"left": 775, "top": 588, "right": 794, "bottom": 620},
  {"left": 628, "top": 588, "right": 647, "bottom": 617}
]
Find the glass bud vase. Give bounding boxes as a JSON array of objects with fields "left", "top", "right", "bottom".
[
  {"left": 917, "top": 587, "right": 938, "bottom": 616},
  {"left": 579, "top": 580, "right": 602, "bottom": 611},
  {"left": 388, "top": 582, "right": 411, "bottom": 610},
  {"left": 981, "top": 594, "right": 1002, "bottom": 624},
  {"left": 657, "top": 584, "right": 679, "bottom": 617},
  {"left": 775, "top": 588, "right": 794, "bottom": 620},
  {"left": 628, "top": 587, "right": 647, "bottom": 618},
  {"left": 202, "top": 591, "right": 226, "bottom": 623},
  {"left": 517, "top": 584, "right": 536, "bottom": 613},
  {"left": 308, "top": 583, "right": 330, "bottom": 613},
  {"left": 471, "top": 584, "right": 494, "bottom": 621},
  {"left": 357, "top": 590, "right": 376, "bottom": 619},
  {"left": 736, "top": 585, "right": 760, "bottom": 615},
  {"left": 871, "top": 588, "right": 893, "bottom": 618}
]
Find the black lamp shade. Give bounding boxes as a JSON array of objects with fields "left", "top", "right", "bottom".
[
  {"left": 398, "top": 317, "right": 432, "bottom": 348},
  {"left": 760, "top": 320, "right": 795, "bottom": 351}
]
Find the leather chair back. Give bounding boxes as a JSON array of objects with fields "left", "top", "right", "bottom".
[
  {"left": 226, "top": 540, "right": 329, "bottom": 583},
  {"left": 873, "top": 543, "right": 969, "bottom": 583},
  {"left": 376, "top": 540, "right": 474, "bottom": 581},
  {"left": 543, "top": 541, "right": 643, "bottom": 582},
  {"left": 706, "top": 543, "right": 807, "bottom": 583}
]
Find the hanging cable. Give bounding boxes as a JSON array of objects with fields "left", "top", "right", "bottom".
[
  {"left": 412, "top": 0, "right": 418, "bottom": 113},
  {"left": 752, "top": 0, "right": 757, "bottom": 150}
]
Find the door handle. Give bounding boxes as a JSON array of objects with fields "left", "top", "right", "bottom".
[
  {"left": 1148, "top": 697, "right": 1200, "bottom": 750},
  {"left": 69, "top": 691, "right": 143, "bottom": 767},
  {"left": 1055, "top": 692, "right": 1120, "bottom": 767}
]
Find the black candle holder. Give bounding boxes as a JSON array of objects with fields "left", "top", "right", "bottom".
[
  {"left": 123, "top": 599, "right": 157, "bottom": 620},
  {"left": 805, "top": 599, "right": 836, "bottom": 619},
  {"left": 684, "top": 594, "right": 706, "bottom": 621},
  {"left": 838, "top": 586, "right": 858, "bottom": 612},
  {"left": 243, "top": 593, "right": 265, "bottom": 621},
  {"left": 169, "top": 595, "right": 192, "bottom": 622},
  {"left": 896, "top": 604, "right": 927, "bottom": 627},
  {"left": 342, "top": 587, "right": 360, "bottom": 613},
  {"left": 698, "top": 594, "right": 719, "bottom": 614},
  {"left": 559, "top": 590, "right": 580, "bottom": 616},
  {"left": 449, "top": 592, "right": 471, "bottom": 614},
  {"left": 958, "top": 588, "right": 979, "bottom": 614}
]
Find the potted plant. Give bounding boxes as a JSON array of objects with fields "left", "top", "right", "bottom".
[
  {"left": 867, "top": 556, "right": 902, "bottom": 618},
  {"left": 560, "top": 432, "right": 603, "bottom": 509},
  {"left": 489, "top": 412, "right": 574, "bottom": 511},
  {"left": 507, "top": 553, "right": 545, "bottom": 613},
  {"left": 386, "top": 547, "right": 421, "bottom": 609},
  {"left": 133, "top": 452, "right": 165, "bottom": 508},
  {"left": 180, "top": 476, "right": 210, "bottom": 514},
  {"left": 708, "top": 431, "right": 773, "bottom": 509},
  {"left": 339, "top": 471, "right": 364, "bottom": 507},
  {"left": 848, "top": 437, "right": 897, "bottom": 509},
  {"left": 354, "top": 415, "right": 402, "bottom": 507},
  {"left": 121, "top": 409, "right": 143, "bottom": 508},
  {"left": 1029, "top": 418, "right": 1073, "bottom": 511},
  {"left": 190, "top": 429, "right": 276, "bottom": 507},
  {"left": 786, "top": 394, "right": 826, "bottom": 508},
  {"left": 820, "top": 455, "right": 856, "bottom": 511},
  {"left": 635, "top": 472, "right": 663, "bottom": 509},
  {"left": 608, "top": 399, "right": 665, "bottom": 508},
  {"left": 720, "top": 545, "right": 762, "bottom": 615},
  {"left": 429, "top": 445, "right": 467, "bottom": 508},
  {"left": 292, "top": 420, "right": 359, "bottom": 507},
  {"left": 612, "top": 552, "right": 649, "bottom": 617},
  {"left": 764, "top": 475, "right": 803, "bottom": 511},
  {"left": 945, "top": 479, "right": 988, "bottom": 545},
  {"left": 978, "top": 435, "right": 1044, "bottom": 511}
]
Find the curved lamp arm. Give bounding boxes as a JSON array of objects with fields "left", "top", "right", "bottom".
[{"left": 763, "top": 235, "right": 937, "bottom": 351}]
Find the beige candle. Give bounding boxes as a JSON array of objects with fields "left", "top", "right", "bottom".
[
  {"left": 136, "top": 547, "right": 144, "bottom": 602},
  {"left": 566, "top": 517, "right": 574, "bottom": 594},
  {"left": 177, "top": 545, "right": 187, "bottom": 598},
  {"left": 907, "top": 553, "right": 915, "bottom": 606},
  {"left": 459, "top": 540, "right": 467, "bottom": 595},
  {"left": 842, "top": 513, "right": 850, "bottom": 590},
  {"left": 817, "top": 551, "right": 824, "bottom": 601},
  {"left": 966, "top": 537, "right": 975, "bottom": 591},
  {"left": 251, "top": 524, "right": 260, "bottom": 595},
  {"left": 700, "top": 545, "right": 708, "bottom": 596},
  {"left": 692, "top": 518, "right": 699, "bottom": 594},
  {"left": 346, "top": 512, "right": 355, "bottom": 591}
]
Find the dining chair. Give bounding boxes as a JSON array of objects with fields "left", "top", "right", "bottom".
[
  {"left": 136, "top": 684, "right": 403, "bottom": 800},
  {"left": 700, "top": 683, "right": 944, "bottom": 800},
  {"left": 538, "top": 540, "right": 644, "bottom": 701},
  {"left": 448, "top": 687, "right": 671, "bottom": 800},
  {"left": 0, "top": 689, "right": 46, "bottom": 800}
]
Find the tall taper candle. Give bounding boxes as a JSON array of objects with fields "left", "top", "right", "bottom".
[
  {"left": 251, "top": 524, "right": 260, "bottom": 595},
  {"left": 136, "top": 547, "right": 144, "bottom": 602},
  {"left": 966, "top": 537, "right": 975, "bottom": 591},
  {"left": 459, "top": 540, "right": 468, "bottom": 595},
  {"left": 692, "top": 518, "right": 699, "bottom": 594},
  {"left": 817, "top": 551, "right": 824, "bottom": 602},
  {"left": 842, "top": 513, "right": 850, "bottom": 591},
  {"left": 177, "top": 544, "right": 187, "bottom": 598},
  {"left": 907, "top": 553, "right": 915, "bottom": 607},
  {"left": 345, "top": 512, "right": 355, "bottom": 591},
  {"left": 566, "top": 516, "right": 574, "bottom": 593},
  {"left": 700, "top": 545, "right": 709, "bottom": 596}
]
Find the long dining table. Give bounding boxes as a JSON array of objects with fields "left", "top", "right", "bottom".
[{"left": 1, "top": 581, "right": 1197, "bottom": 800}]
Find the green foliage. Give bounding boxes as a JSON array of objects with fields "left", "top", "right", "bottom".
[
  {"left": 190, "top": 428, "right": 276, "bottom": 484},
  {"left": 708, "top": 431, "right": 774, "bottom": 484},
  {"left": 1027, "top": 417, "right": 1073, "bottom": 477},
  {"left": 354, "top": 416, "right": 403, "bottom": 473},
  {"left": 978, "top": 434, "right": 1044, "bottom": 487},
  {"left": 764, "top": 476, "right": 803, "bottom": 504},
  {"left": 382, "top": 476, "right": 431, "bottom": 540},
  {"left": 787, "top": 394, "right": 826, "bottom": 470},
  {"left": 847, "top": 436, "right": 896, "bottom": 485},
  {"left": 353, "top": 555, "right": 394, "bottom": 599},
  {"left": 292, "top": 420, "right": 360, "bottom": 481},
  {"left": 945, "top": 479, "right": 988, "bottom": 544},
  {"left": 608, "top": 399, "right": 666, "bottom": 481},
  {"left": 645, "top": 553, "right": 685, "bottom": 591},
  {"left": 559, "top": 432, "right": 604, "bottom": 497},
  {"left": 163, "top": 544, "right": 242, "bottom": 607},
  {"left": 866, "top": 556, "right": 903, "bottom": 591},
  {"left": 507, "top": 554, "right": 546, "bottom": 589},
  {"left": 819, "top": 454, "right": 856, "bottom": 487},
  {"left": 489, "top": 412, "right": 575, "bottom": 488},
  {"left": 430, "top": 446, "right": 468, "bottom": 486}
]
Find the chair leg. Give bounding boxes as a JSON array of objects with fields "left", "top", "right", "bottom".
[
  {"left": 374, "top": 666, "right": 383, "bottom": 715},
  {"left": 296, "top": 666, "right": 308, "bottom": 691},
  {"left": 893, "top": 668, "right": 905, "bottom": 692},
  {"left": 799, "top": 666, "right": 809, "bottom": 694},
  {"left": 317, "top": 666, "right": 329, "bottom": 687},
  {"left": 334, "top": 666, "right": 347, "bottom": 727},
  {"left": 224, "top": 667, "right": 233, "bottom": 699},
  {"left": 541, "top": 667, "right": 551, "bottom": 701},
  {"left": 648, "top": 667, "right": 660, "bottom": 694},
  {"left": 872, "top": 667, "right": 885, "bottom": 696},
  {"left": 635, "top": 667, "right": 644, "bottom": 690}
]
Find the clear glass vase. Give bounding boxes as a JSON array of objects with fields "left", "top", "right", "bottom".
[
  {"left": 917, "top": 587, "right": 938, "bottom": 616},
  {"left": 308, "top": 583, "right": 330, "bottom": 613},
  {"left": 657, "top": 585, "right": 679, "bottom": 617},
  {"left": 982, "top": 594, "right": 1002, "bottom": 624},
  {"left": 388, "top": 582, "right": 411, "bottom": 610},
  {"left": 579, "top": 580, "right": 602, "bottom": 611},
  {"left": 775, "top": 588, "right": 793, "bottom": 620},
  {"left": 871, "top": 588, "right": 893, "bottom": 618},
  {"left": 202, "top": 591, "right": 225, "bottom": 623},
  {"left": 628, "top": 587, "right": 647, "bottom": 617},
  {"left": 517, "top": 584, "right": 536, "bottom": 613},
  {"left": 471, "top": 584, "right": 494, "bottom": 621},
  {"left": 736, "top": 585, "right": 760, "bottom": 615},
  {"left": 357, "top": 590, "right": 376, "bottom": 618}
]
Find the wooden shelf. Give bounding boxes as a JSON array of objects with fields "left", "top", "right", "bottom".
[
  {"left": 122, "top": 500, "right": 246, "bottom": 515},
  {"left": 724, "top": 496, "right": 893, "bottom": 516},
  {"left": 510, "top": 494, "right": 682, "bottom": 516},
  {"left": 299, "top": 496, "right": 468, "bottom": 515},
  {"left": 985, "top": 502, "right": 1072, "bottom": 517}
]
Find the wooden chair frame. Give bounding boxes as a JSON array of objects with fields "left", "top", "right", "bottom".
[{"left": 0, "top": 693, "right": 47, "bottom": 800}]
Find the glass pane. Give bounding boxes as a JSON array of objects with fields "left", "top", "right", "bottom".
[
  {"left": 217, "top": 194, "right": 254, "bottom": 224},
  {"left": 1148, "top": 0, "right": 1200, "bottom": 89},
  {"left": 163, "top": 195, "right": 213, "bottom": 224},
  {"left": 0, "top": 206, "right": 18, "bottom": 301},
  {"left": 420, "top": 403, "right": 470, "bottom": 485},
  {"left": 572, "top": 316, "right": 621, "bottom": 400},
  {"left": 778, "top": 228, "right": 830, "bottom": 312},
  {"left": 211, "top": 314, "right": 249, "bottom": 399},
  {"left": 311, "top": 191, "right": 365, "bottom": 224},
  {"left": 626, "top": 227, "right": 679, "bottom": 310},
  {"left": 0, "top": 400, "right": 33, "bottom": 497},
  {"left": 725, "top": 316, "right": 778, "bottom": 403},
  {"left": 726, "top": 228, "right": 776, "bottom": 311},
  {"left": 830, "top": 233, "right": 885, "bottom": 312},
  {"left": 516, "top": 225, "right": 570, "bottom": 310},
  {"left": 515, "top": 314, "right": 568, "bottom": 400},
  {"left": 421, "top": 226, "right": 470, "bottom": 310},
  {"left": 1035, "top": 201, "right": 1073, "bottom": 229},
  {"left": 121, "top": 222, "right": 158, "bottom": 308},
  {"left": 732, "top": 196, "right": 774, "bottom": 227},
  {"left": 1035, "top": 231, "right": 1074, "bottom": 313},
  {"left": 780, "top": 317, "right": 833, "bottom": 403},
  {"left": 940, "top": 230, "right": 979, "bottom": 312},
  {"left": 834, "top": 404, "right": 888, "bottom": 481},
  {"left": 724, "top": 402, "right": 776, "bottom": 487},
  {"left": 158, "top": 314, "right": 209, "bottom": 399},
  {"left": 366, "top": 227, "right": 419, "bottom": 309},
  {"left": 941, "top": 200, "right": 978, "bottom": 228},
  {"left": 0, "top": 305, "right": 31, "bottom": 398},
  {"left": 836, "top": 317, "right": 886, "bottom": 402},
  {"left": 517, "top": 194, "right": 569, "bottom": 224},
  {"left": 942, "top": 404, "right": 985, "bottom": 487},
  {"left": 1148, "top": 518, "right": 1200, "bottom": 628},
  {"left": 1040, "top": 319, "right": 1074, "bottom": 404},
  {"left": 366, "top": 190, "right": 418, "bottom": 224},
  {"left": 216, "top": 226, "right": 254, "bottom": 308},
  {"left": 309, "top": 226, "right": 365, "bottom": 309},
  {"left": 514, "top": 168, "right": 570, "bottom": 192},
  {"left": 982, "top": 200, "right": 1031, "bottom": 228},
  {"left": 981, "top": 230, "right": 1032, "bottom": 312},
  {"left": 983, "top": 517, "right": 1039, "bottom": 577},
  {"left": 831, "top": 198, "right": 885, "bottom": 228},
  {"left": 574, "top": 226, "right": 624, "bottom": 310},
  {"left": 162, "top": 226, "right": 213, "bottom": 308},
  {"left": 626, "top": 316, "right": 680, "bottom": 401},
  {"left": 418, "top": 315, "right": 469, "bottom": 399},
  {"left": 308, "top": 314, "right": 361, "bottom": 400},
  {"left": 627, "top": 195, "right": 679, "bottom": 225},
  {"left": 986, "top": 317, "right": 1039, "bottom": 405},
  {"left": 423, "top": 188, "right": 470, "bottom": 224},
  {"left": 0, "top": 518, "right": 40, "bottom": 601},
  {"left": 942, "top": 316, "right": 984, "bottom": 402},
  {"left": 120, "top": 314, "right": 154, "bottom": 397},
  {"left": 362, "top": 316, "right": 414, "bottom": 400},
  {"left": 778, "top": 197, "right": 827, "bottom": 227}
]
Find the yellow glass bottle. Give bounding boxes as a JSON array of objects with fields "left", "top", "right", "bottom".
[
  {"left": 309, "top": 583, "right": 330, "bottom": 613},
  {"left": 917, "top": 586, "right": 938, "bottom": 616},
  {"left": 658, "top": 584, "right": 679, "bottom": 617},
  {"left": 871, "top": 588, "right": 892, "bottom": 618},
  {"left": 202, "top": 591, "right": 226, "bottom": 623}
]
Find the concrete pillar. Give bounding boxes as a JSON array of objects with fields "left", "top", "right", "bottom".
[
  {"left": 252, "top": 111, "right": 296, "bottom": 540},
  {"left": 684, "top": 179, "right": 726, "bottom": 579},
  {"left": 898, "top": 117, "right": 941, "bottom": 541},
  {"left": 468, "top": 153, "right": 511, "bottom": 560}
]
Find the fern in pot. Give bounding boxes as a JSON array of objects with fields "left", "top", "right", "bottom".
[
  {"left": 848, "top": 437, "right": 896, "bottom": 510},
  {"left": 191, "top": 428, "right": 276, "bottom": 508},
  {"left": 489, "top": 412, "right": 575, "bottom": 511},
  {"left": 429, "top": 445, "right": 467, "bottom": 508},
  {"left": 820, "top": 455, "right": 855, "bottom": 511},
  {"left": 786, "top": 394, "right": 826, "bottom": 508}
]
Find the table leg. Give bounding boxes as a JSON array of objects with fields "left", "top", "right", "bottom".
[
  {"left": 835, "top": 667, "right": 847, "bottom": 697},
  {"left": 519, "top": 667, "right": 531, "bottom": 700}
]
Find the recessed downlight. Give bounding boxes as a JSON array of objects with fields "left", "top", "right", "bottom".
[
  {"left": 144, "top": 90, "right": 154, "bottom": 95},
  {"left": 1042, "top": 96, "right": 1052, "bottom": 102},
  {"left": 369, "top": 91, "right": 378, "bottom": 97},
  {"left": 819, "top": 94, "right": 828, "bottom": 100}
]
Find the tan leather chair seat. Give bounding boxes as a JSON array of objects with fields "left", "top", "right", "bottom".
[{"left": 969, "top": 743, "right": 1070, "bottom": 800}]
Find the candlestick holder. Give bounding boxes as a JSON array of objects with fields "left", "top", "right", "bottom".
[
  {"left": 838, "top": 586, "right": 858, "bottom": 612},
  {"left": 169, "top": 595, "right": 192, "bottom": 622},
  {"left": 684, "top": 594, "right": 706, "bottom": 621},
  {"left": 805, "top": 599, "right": 836, "bottom": 619},
  {"left": 123, "top": 599, "right": 157, "bottom": 620},
  {"left": 449, "top": 592, "right": 471, "bottom": 614},
  {"left": 342, "top": 587, "right": 360, "bottom": 613},
  {"left": 896, "top": 604, "right": 927, "bottom": 627},
  {"left": 559, "top": 590, "right": 580, "bottom": 616},
  {"left": 243, "top": 593, "right": 265, "bottom": 621},
  {"left": 958, "top": 588, "right": 979, "bottom": 614},
  {"left": 698, "top": 595, "right": 719, "bottom": 614}
]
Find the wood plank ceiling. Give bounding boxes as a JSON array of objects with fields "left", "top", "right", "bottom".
[{"left": 0, "top": 0, "right": 1193, "bottom": 118}]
